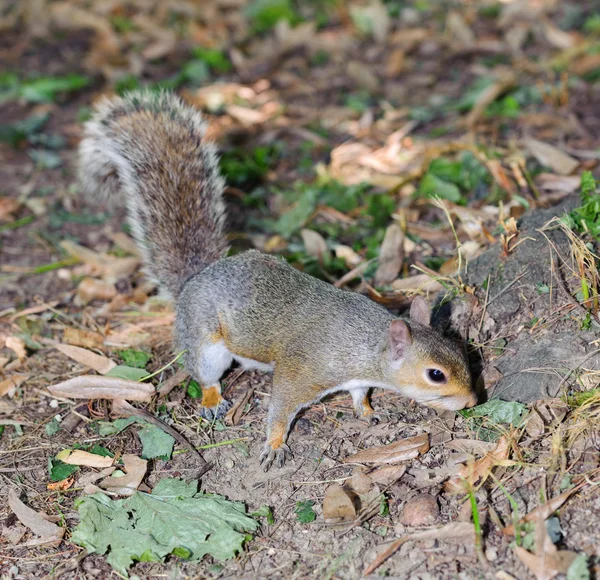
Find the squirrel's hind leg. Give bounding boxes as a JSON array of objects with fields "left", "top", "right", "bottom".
[
  {"left": 190, "top": 340, "right": 234, "bottom": 420},
  {"left": 351, "top": 388, "right": 375, "bottom": 418}
]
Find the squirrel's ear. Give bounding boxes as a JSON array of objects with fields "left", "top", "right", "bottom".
[
  {"left": 410, "top": 296, "right": 431, "bottom": 326},
  {"left": 389, "top": 319, "right": 412, "bottom": 359}
]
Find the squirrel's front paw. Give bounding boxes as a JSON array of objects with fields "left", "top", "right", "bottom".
[{"left": 260, "top": 443, "right": 292, "bottom": 471}]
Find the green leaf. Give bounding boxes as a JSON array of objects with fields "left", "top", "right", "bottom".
[
  {"left": 45, "top": 417, "right": 61, "bottom": 436},
  {"left": 461, "top": 399, "right": 527, "bottom": 425},
  {"left": 48, "top": 457, "right": 79, "bottom": 482},
  {"left": 118, "top": 349, "right": 151, "bottom": 369},
  {"left": 29, "top": 149, "right": 62, "bottom": 169},
  {"left": 97, "top": 417, "right": 140, "bottom": 436},
  {"left": 105, "top": 365, "right": 149, "bottom": 381},
  {"left": 19, "top": 74, "right": 89, "bottom": 103},
  {"left": 275, "top": 189, "right": 319, "bottom": 237},
  {"left": 295, "top": 500, "right": 316, "bottom": 523},
  {"left": 186, "top": 380, "right": 203, "bottom": 399},
  {"left": 71, "top": 478, "right": 259, "bottom": 575},
  {"left": 245, "top": 0, "right": 300, "bottom": 34},
  {"left": 251, "top": 505, "right": 275, "bottom": 525},
  {"left": 567, "top": 553, "right": 590, "bottom": 580},
  {"left": 138, "top": 425, "right": 175, "bottom": 460},
  {"left": 418, "top": 173, "right": 463, "bottom": 203},
  {"left": 191, "top": 48, "right": 232, "bottom": 73}
]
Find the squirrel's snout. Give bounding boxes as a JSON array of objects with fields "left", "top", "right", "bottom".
[{"left": 465, "top": 394, "right": 478, "bottom": 408}]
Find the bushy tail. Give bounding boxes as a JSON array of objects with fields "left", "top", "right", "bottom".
[{"left": 78, "top": 90, "right": 227, "bottom": 298}]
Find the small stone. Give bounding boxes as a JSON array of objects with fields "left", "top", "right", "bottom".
[
  {"left": 400, "top": 493, "right": 439, "bottom": 526},
  {"left": 485, "top": 546, "right": 498, "bottom": 561},
  {"left": 49, "top": 399, "right": 59, "bottom": 408}
]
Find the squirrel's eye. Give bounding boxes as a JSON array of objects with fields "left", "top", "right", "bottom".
[{"left": 427, "top": 369, "right": 447, "bottom": 384}]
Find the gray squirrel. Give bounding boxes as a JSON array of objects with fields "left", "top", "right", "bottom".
[{"left": 78, "top": 91, "right": 476, "bottom": 471}]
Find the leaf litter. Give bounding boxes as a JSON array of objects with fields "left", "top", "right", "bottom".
[{"left": 1, "top": 0, "right": 599, "bottom": 578}]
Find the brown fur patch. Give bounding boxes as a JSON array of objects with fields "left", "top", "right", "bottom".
[
  {"left": 201, "top": 385, "right": 223, "bottom": 409},
  {"left": 267, "top": 422, "right": 286, "bottom": 450}
]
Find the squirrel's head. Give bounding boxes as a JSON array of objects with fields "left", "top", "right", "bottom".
[{"left": 386, "top": 296, "right": 476, "bottom": 411}]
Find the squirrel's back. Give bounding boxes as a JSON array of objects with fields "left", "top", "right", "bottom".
[{"left": 78, "top": 91, "right": 227, "bottom": 298}]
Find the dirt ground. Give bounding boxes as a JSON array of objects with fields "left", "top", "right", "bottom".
[{"left": 1, "top": 1, "right": 599, "bottom": 578}]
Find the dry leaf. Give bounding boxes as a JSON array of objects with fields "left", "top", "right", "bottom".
[
  {"left": 47, "top": 477, "right": 75, "bottom": 492},
  {"left": 364, "top": 522, "right": 474, "bottom": 575},
  {"left": 225, "top": 388, "right": 254, "bottom": 426},
  {"left": 99, "top": 454, "right": 147, "bottom": 496},
  {"left": 446, "top": 439, "right": 496, "bottom": 455},
  {"left": 60, "top": 240, "right": 140, "bottom": 279},
  {"left": 466, "top": 71, "right": 516, "bottom": 128},
  {"left": 374, "top": 223, "right": 404, "bottom": 286},
  {"left": 59, "top": 450, "right": 115, "bottom": 468},
  {"left": 55, "top": 344, "right": 116, "bottom": 375},
  {"left": 368, "top": 464, "right": 407, "bottom": 486},
  {"left": 0, "top": 373, "right": 30, "bottom": 397},
  {"left": 445, "top": 435, "right": 511, "bottom": 493},
  {"left": 391, "top": 274, "right": 444, "bottom": 294},
  {"left": 75, "top": 277, "right": 117, "bottom": 305},
  {"left": 0, "top": 197, "right": 21, "bottom": 221},
  {"left": 385, "top": 48, "right": 405, "bottom": 77},
  {"left": 524, "top": 137, "right": 579, "bottom": 175},
  {"left": 323, "top": 484, "right": 357, "bottom": 522},
  {"left": 77, "top": 466, "right": 116, "bottom": 488},
  {"left": 349, "top": 0, "right": 390, "bottom": 43},
  {"left": 301, "top": 229, "right": 329, "bottom": 264},
  {"left": 344, "top": 433, "right": 429, "bottom": 464},
  {"left": 400, "top": 493, "right": 439, "bottom": 526},
  {"left": 347, "top": 60, "right": 379, "bottom": 91},
  {"left": 62, "top": 327, "right": 105, "bottom": 349},
  {"left": 8, "top": 489, "right": 65, "bottom": 547},
  {"left": 536, "top": 173, "right": 581, "bottom": 194},
  {"left": 47, "top": 375, "right": 154, "bottom": 402},
  {"left": 5, "top": 336, "right": 27, "bottom": 361},
  {"left": 446, "top": 11, "right": 475, "bottom": 46},
  {"left": 334, "top": 244, "right": 363, "bottom": 268}
]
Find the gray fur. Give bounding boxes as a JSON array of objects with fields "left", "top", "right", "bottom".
[{"left": 78, "top": 90, "right": 227, "bottom": 298}]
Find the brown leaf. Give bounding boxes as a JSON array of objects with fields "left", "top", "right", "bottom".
[
  {"left": 344, "top": 433, "right": 429, "bottom": 464},
  {"left": 59, "top": 450, "right": 114, "bottom": 468},
  {"left": 466, "top": 70, "right": 516, "bottom": 128},
  {"left": 0, "top": 373, "right": 30, "bottom": 397},
  {"left": 99, "top": 454, "right": 147, "bottom": 496},
  {"left": 55, "top": 344, "right": 116, "bottom": 375},
  {"left": 391, "top": 274, "right": 444, "bottom": 294},
  {"left": 374, "top": 223, "right": 404, "bottom": 286},
  {"left": 60, "top": 240, "right": 140, "bottom": 280},
  {"left": 347, "top": 60, "right": 379, "bottom": 91},
  {"left": 334, "top": 244, "right": 363, "bottom": 268},
  {"left": 109, "top": 232, "right": 142, "bottom": 257},
  {"left": 323, "top": 484, "right": 357, "bottom": 522},
  {"left": 503, "top": 481, "right": 587, "bottom": 536},
  {"left": 47, "top": 375, "right": 154, "bottom": 402},
  {"left": 400, "top": 493, "right": 439, "bottom": 526},
  {"left": 364, "top": 522, "right": 474, "bottom": 575},
  {"left": 385, "top": 48, "right": 405, "bottom": 77},
  {"left": 8, "top": 489, "right": 65, "bottom": 547},
  {"left": 5, "top": 336, "right": 27, "bottom": 361},
  {"left": 524, "top": 137, "right": 579, "bottom": 176},
  {"left": 62, "top": 327, "right": 105, "bottom": 350},
  {"left": 0, "top": 197, "right": 21, "bottom": 221},
  {"left": 301, "top": 229, "right": 329, "bottom": 264},
  {"left": 368, "top": 464, "right": 407, "bottom": 486},
  {"left": 47, "top": 477, "right": 75, "bottom": 492},
  {"left": 225, "top": 388, "right": 254, "bottom": 426},
  {"left": 348, "top": 469, "right": 372, "bottom": 494},
  {"left": 536, "top": 173, "right": 581, "bottom": 194},
  {"left": 445, "top": 435, "right": 510, "bottom": 493},
  {"left": 75, "top": 277, "right": 117, "bottom": 306}
]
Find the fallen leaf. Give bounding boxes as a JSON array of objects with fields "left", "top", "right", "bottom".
[
  {"left": 77, "top": 466, "right": 116, "bottom": 488},
  {"left": 60, "top": 240, "right": 140, "bottom": 280},
  {"left": 55, "top": 344, "right": 116, "bottom": 375},
  {"left": 322, "top": 484, "right": 357, "bottom": 522},
  {"left": 445, "top": 435, "right": 511, "bottom": 493},
  {"left": 301, "top": 229, "right": 329, "bottom": 264},
  {"left": 75, "top": 277, "right": 117, "bottom": 305},
  {"left": 524, "top": 137, "right": 579, "bottom": 176},
  {"left": 99, "top": 454, "right": 148, "bottom": 496},
  {"left": 62, "top": 327, "right": 105, "bottom": 349},
  {"left": 536, "top": 173, "right": 581, "bottom": 194},
  {"left": 364, "top": 522, "right": 474, "bottom": 575},
  {"left": 60, "top": 450, "right": 115, "bottom": 468},
  {"left": 0, "top": 197, "right": 21, "bottom": 221},
  {"left": 368, "top": 464, "right": 407, "bottom": 486},
  {"left": 344, "top": 433, "right": 429, "bottom": 464},
  {"left": 8, "top": 489, "right": 65, "bottom": 547},
  {"left": 225, "top": 388, "right": 254, "bottom": 426},
  {"left": 47, "top": 477, "right": 75, "bottom": 492},
  {"left": 0, "top": 373, "right": 30, "bottom": 397},
  {"left": 391, "top": 274, "right": 444, "bottom": 294},
  {"left": 446, "top": 11, "right": 475, "bottom": 46},
  {"left": 5, "top": 336, "right": 27, "bottom": 361},
  {"left": 47, "top": 375, "right": 154, "bottom": 402},
  {"left": 374, "top": 223, "right": 404, "bottom": 286},
  {"left": 334, "top": 244, "right": 363, "bottom": 268},
  {"left": 349, "top": 0, "right": 390, "bottom": 43},
  {"left": 385, "top": 48, "right": 405, "bottom": 77},
  {"left": 400, "top": 493, "right": 439, "bottom": 526}
]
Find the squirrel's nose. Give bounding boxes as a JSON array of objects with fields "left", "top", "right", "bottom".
[{"left": 465, "top": 395, "right": 478, "bottom": 408}]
